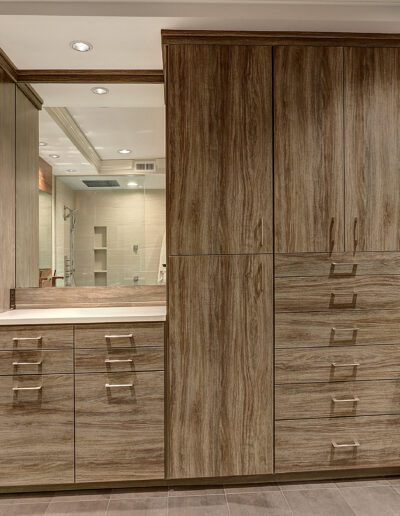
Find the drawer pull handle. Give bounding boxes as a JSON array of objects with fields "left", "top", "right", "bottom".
[
  {"left": 331, "top": 262, "right": 358, "bottom": 266},
  {"left": 332, "top": 327, "right": 359, "bottom": 333},
  {"left": 105, "top": 383, "right": 133, "bottom": 388},
  {"left": 331, "top": 440, "right": 360, "bottom": 449},
  {"left": 105, "top": 334, "right": 133, "bottom": 340},
  {"left": 330, "top": 293, "right": 358, "bottom": 308},
  {"left": 12, "top": 361, "right": 42, "bottom": 366},
  {"left": 12, "top": 386, "right": 42, "bottom": 391},
  {"left": 104, "top": 359, "right": 133, "bottom": 364},
  {"left": 332, "top": 396, "right": 360, "bottom": 403},
  {"left": 12, "top": 336, "right": 42, "bottom": 343},
  {"left": 331, "top": 362, "right": 360, "bottom": 368}
]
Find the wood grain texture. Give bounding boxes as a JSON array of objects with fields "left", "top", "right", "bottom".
[
  {"left": 14, "top": 285, "right": 166, "bottom": 309},
  {"left": 0, "top": 325, "right": 73, "bottom": 351},
  {"left": 274, "top": 46, "right": 344, "bottom": 253},
  {"left": 275, "top": 415, "right": 400, "bottom": 473},
  {"left": 75, "top": 371, "right": 164, "bottom": 482},
  {"left": 17, "top": 69, "right": 164, "bottom": 83},
  {"left": 276, "top": 344, "right": 400, "bottom": 384},
  {"left": 275, "top": 253, "right": 400, "bottom": 277},
  {"left": 0, "top": 374, "right": 74, "bottom": 486},
  {"left": 345, "top": 48, "right": 400, "bottom": 252},
  {"left": 276, "top": 380, "right": 400, "bottom": 420},
  {"left": 276, "top": 309, "right": 400, "bottom": 349},
  {"left": 168, "top": 254, "right": 273, "bottom": 478},
  {"left": 75, "top": 323, "right": 164, "bottom": 349},
  {"left": 168, "top": 44, "right": 272, "bottom": 255},
  {"left": 0, "top": 349, "right": 73, "bottom": 375},
  {"left": 15, "top": 88, "right": 39, "bottom": 288},
  {"left": 75, "top": 347, "right": 164, "bottom": 373},
  {"left": 0, "top": 69, "right": 15, "bottom": 312},
  {"left": 275, "top": 275, "right": 400, "bottom": 312}
]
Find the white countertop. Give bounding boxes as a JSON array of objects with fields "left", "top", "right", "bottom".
[{"left": 0, "top": 306, "right": 167, "bottom": 325}]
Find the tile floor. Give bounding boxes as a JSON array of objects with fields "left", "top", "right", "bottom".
[{"left": 1, "top": 478, "right": 400, "bottom": 515}]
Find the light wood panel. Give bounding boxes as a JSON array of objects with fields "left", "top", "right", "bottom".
[
  {"left": 276, "top": 415, "right": 400, "bottom": 473},
  {"left": 345, "top": 48, "right": 400, "bottom": 252},
  {"left": 168, "top": 254, "right": 273, "bottom": 478},
  {"left": 75, "top": 371, "right": 164, "bottom": 482},
  {"left": 75, "top": 323, "right": 164, "bottom": 349},
  {"left": 0, "top": 374, "right": 74, "bottom": 486},
  {"left": 0, "top": 349, "right": 72, "bottom": 375},
  {"left": 75, "top": 347, "right": 164, "bottom": 373},
  {"left": 0, "top": 325, "right": 73, "bottom": 351},
  {"left": 15, "top": 88, "right": 39, "bottom": 288},
  {"left": 276, "top": 310, "right": 400, "bottom": 349},
  {"left": 0, "top": 70, "right": 15, "bottom": 312},
  {"left": 274, "top": 46, "right": 344, "bottom": 253},
  {"left": 168, "top": 44, "right": 272, "bottom": 255},
  {"left": 276, "top": 380, "right": 400, "bottom": 420},
  {"left": 276, "top": 344, "right": 400, "bottom": 384}
]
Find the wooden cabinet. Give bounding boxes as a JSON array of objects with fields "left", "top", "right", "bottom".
[
  {"left": 167, "top": 44, "right": 273, "bottom": 255},
  {"left": 345, "top": 48, "right": 400, "bottom": 252},
  {"left": 274, "top": 46, "right": 344, "bottom": 253},
  {"left": 168, "top": 254, "right": 273, "bottom": 478}
]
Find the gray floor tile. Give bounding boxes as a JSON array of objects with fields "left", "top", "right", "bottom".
[
  {"left": 279, "top": 481, "right": 337, "bottom": 491},
  {"left": 283, "top": 488, "right": 356, "bottom": 516},
  {"left": 44, "top": 500, "right": 109, "bottom": 516},
  {"left": 167, "top": 495, "right": 229, "bottom": 516},
  {"left": 227, "top": 491, "right": 292, "bottom": 516},
  {"left": 168, "top": 486, "right": 224, "bottom": 497},
  {"left": 387, "top": 477, "right": 400, "bottom": 486},
  {"left": 336, "top": 477, "right": 390, "bottom": 487},
  {"left": 107, "top": 498, "right": 167, "bottom": 515},
  {"left": 110, "top": 487, "right": 168, "bottom": 500},
  {"left": 224, "top": 483, "right": 280, "bottom": 494},
  {"left": 51, "top": 490, "right": 111, "bottom": 502},
  {"left": 340, "top": 486, "right": 400, "bottom": 515},
  {"left": 0, "top": 492, "right": 53, "bottom": 505},
  {"left": 0, "top": 503, "right": 49, "bottom": 516}
]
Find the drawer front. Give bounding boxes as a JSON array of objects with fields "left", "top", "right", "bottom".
[
  {"left": 0, "top": 349, "right": 73, "bottom": 375},
  {"left": 75, "top": 371, "right": 164, "bottom": 482},
  {"left": 0, "top": 374, "right": 74, "bottom": 486},
  {"left": 276, "top": 380, "right": 400, "bottom": 420},
  {"left": 75, "top": 323, "right": 164, "bottom": 349},
  {"left": 276, "top": 275, "right": 400, "bottom": 312},
  {"left": 276, "top": 415, "right": 400, "bottom": 472},
  {"left": 276, "top": 310, "right": 400, "bottom": 349},
  {"left": 276, "top": 345, "right": 400, "bottom": 383},
  {"left": 275, "top": 253, "right": 400, "bottom": 277},
  {"left": 0, "top": 326, "right": 73, "bottom": 351},
  {"left": 75, "top": 347, "right": 164, "bottom": 373}
]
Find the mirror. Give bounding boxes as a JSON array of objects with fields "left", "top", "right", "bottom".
[{"left": 16, "top": 83, "right": 165, "bottom": 288}]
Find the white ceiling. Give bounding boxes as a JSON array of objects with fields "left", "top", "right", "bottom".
[{"left": 58, "top": 173, "right": 165, "bottom": 191}]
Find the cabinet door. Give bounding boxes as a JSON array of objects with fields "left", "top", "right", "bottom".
[
  {"left": 168, "top": 44, "right": 273, "bottom": 255},
  {"left": 168, "top": 254, "right": 273, "bottom": 478},
  {"left": 274, "top": 46, "right": 344, "bottom": 253},
  {"left": 0, "top": 374, "right": 74, "bottom": 486},
  {"left": 75, "top": 371, "right": 164, "bottom": 482},
  {"left": 345, "top": 48, "right": 400, "bottom": 251}
]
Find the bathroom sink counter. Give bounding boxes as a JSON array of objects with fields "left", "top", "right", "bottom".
[{"left": 0, "top": 306, "right": 167, "bottom": 325}]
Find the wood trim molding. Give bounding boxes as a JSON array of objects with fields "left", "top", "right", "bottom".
[
  {"left": 17, "top": 83, "right": 43, "bottom": 110},
  {"left": 162, "top": 30, "right": 400, "bottom": 47},
  {"left": 0, "top": 48, "right": 18, "bottom": 82},
  {"left": 17, "top": 69, "right": 164, "bottom": 84}
]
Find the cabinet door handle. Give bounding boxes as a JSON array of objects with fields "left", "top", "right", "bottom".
[
  {"left": 12, "top": 336, "right": 42, "bottom": 343},
  {"left": 104, "top": 359, "right": 133, "bottom": 364},
  {"left": 12, "top": 386, "right": 42, "bottom": 391},
  {"left": 331, "top": 440, "right": 360, "bottom": 449},
  {"left": 105, "top": 383, "right": 133, "bottom": 388},
  {"left": 331, "top": 362, "right": 360, "bottom": 368},
  {"left": 105, "top": 334, "right": 133, "bottom": 341},
  {"left": 12, "top": 361, "right": 42, "bottom": 366},
  {"left": 332, "top": 396, "right": 360, "bottom": 403}
]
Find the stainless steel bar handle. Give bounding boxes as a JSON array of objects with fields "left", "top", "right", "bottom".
[
  {"left": 13, "top": 361, "right": 42, "bottom": 366},
  {"left": 331, "top": 262, "right": 358, "bottom": 267},
  {"left": 332, "top": 327, "right": 359, "bottom": 332},
  {"left": 12, "top": 386, "right": 42, "bottom": 391},
  {"left": 331, "top": 440, "right": 360, "bottom": 449},
  {"left": 332, "top": 396, "right": 360, "bottom": 403},
  {"left": 331, "top": 362, "right": 360, "bottom": 368},
  {"left": 105, "top": 383, "right": 133, "bottom": 388},
  {"left": 260, "top": 218, "right": 264, "bottom": 247},
  {"left": 12, "top": 336, "right": 42, "bottom": 342},
  {"left": 105, "top": 334, "right": 133, "bottom": 340},
  {"left": 104, "top": 359, "right": 133, "bottom": 364}
]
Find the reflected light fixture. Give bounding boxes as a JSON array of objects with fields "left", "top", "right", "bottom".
[
  {"left": 91, "top": 87, "right": 109, "bottom": 95},
  {"left": 118, "top": 149, "right": 132, "bottom": 155},
  {"left": 50, "top": 154, "right": 60, "bottom": 159},
  {"left": 39, "top": 141, "right": 47, "bottom": 147},
  {"left": 70, "top": 40, "right": 93, "bottom": 52},
  {"left": 66, "top": 169, "right": 76, "bottom": 173}
]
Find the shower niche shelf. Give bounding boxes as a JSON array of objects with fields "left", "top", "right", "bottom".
[{"left": 94, "top": 227, "right": 107, "bottom": 286}]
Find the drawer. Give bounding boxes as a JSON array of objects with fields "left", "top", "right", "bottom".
[
  {"left": 75, "top": 371, "right": 164, "bottom": 482},
  {"left": 275, "top": 252, "right": 400, "bottom": 277},
  {"left": 75, "top": 347, "right": 164, "bottom": 373},
  {"left": 276, "top": 345, "right": 400, "bottom": 383},
  {"left": 275, "top": 275, "right": 400, "bottom": 312},
  {"left": 276, "top": 380, "right": 400, "bottom": 420},
  {"left": 275, "top": 415, "right": 400, "bottom": 473},
  {"left": 75, "top": 323, "right": 164, "bottom": 349},
  {"left": 0, "top": 374, "right": 74, "bottom": 486},
  {"left": 276, "top": 310, "right": 400, "bottom": 349},
  {"left": 0, "top": 326, "right": 73, "bottom": 351},
  {"left": 0, "top": 349, "right": 73, "bottom": 375}
]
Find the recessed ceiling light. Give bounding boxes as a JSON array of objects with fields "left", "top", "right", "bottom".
[
  {"left": 118, "top": 149, "right": 132, "bottom": 155},
  {"left": 50, "top": 154, "right": 60, "bottom": 159},
  {"left": 39, "top": 141, "right": 47, "bottom": 147},
  {"left": 66, "top": 169, "right": 76, "bottom": 173},
  {"left": 91, "top": 87, "right": 109, "bottom": 95},
  {"left": 70, "top": 40, "right": 93, "bottom": 52},
  {"left": 127, "top": 182, "right": 138, "bottom": 187}
]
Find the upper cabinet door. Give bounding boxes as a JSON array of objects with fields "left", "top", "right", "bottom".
[
  {"left": 345, "top": 48, "right": 400, "bottom": 252},
  {"left": 274, "top": 46, "right": 344, "bottom": 253},
  {"left": 167, "top": 45, "right": 273, "bottom": 255}
]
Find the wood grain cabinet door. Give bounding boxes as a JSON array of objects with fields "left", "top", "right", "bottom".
[
  {"left": 168, "top": 254, "right": 273, "bottom": 478},
  {"left": 167, "top": 44, "right": 273, "bottom": 255},
  {"left": 345, "top": 48, "right": 400, "bottom": 252},
  {"left": 274, "top": 46, "right": 344, "bottom": 253}
]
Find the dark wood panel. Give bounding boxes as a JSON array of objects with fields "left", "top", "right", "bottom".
[
  {"left": 274, "top": 46, "right": 344, "bottom": 253},
  {"left": 345, "top": 48, "right": 400, "bottom": 251},
  {"left": 168, "top": 44, "right": 272, "bottom": 255},
  {"left": 168, "top": 254, "right": 273, "bottom": 478},
  {"left": 17, "top": 69, "right": 164, "bottom": 83}
]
